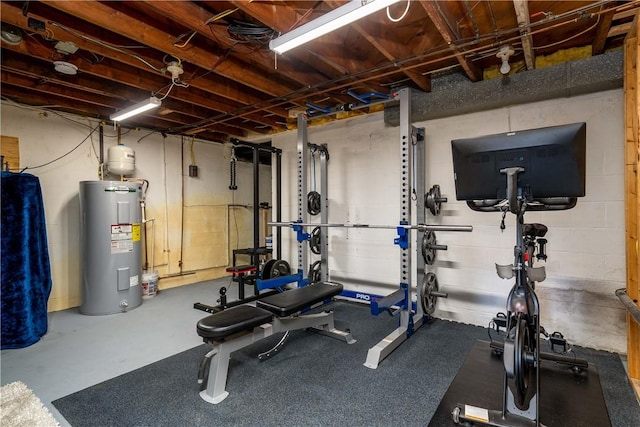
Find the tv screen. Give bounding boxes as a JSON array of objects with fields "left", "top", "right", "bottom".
[{"left": 451, "top": 123, "right": 586, "bottom": 201}]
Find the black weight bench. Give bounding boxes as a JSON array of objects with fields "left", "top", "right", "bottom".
[{"left": 196, "top": 281, "right": 356, "bottom": 404}]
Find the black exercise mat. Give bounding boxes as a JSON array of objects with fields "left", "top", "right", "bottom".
[
  {"left": 430, "top": 340, "right": 613, "bottom": 426},
  {"left": 53, "top": 301, "right": 639, "bottom": 427}
]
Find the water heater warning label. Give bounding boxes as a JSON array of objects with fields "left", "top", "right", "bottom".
[
  {"left": 132, "top": 223, "right": 141, "bottom": 242},
  {"left": 111, "top": 224, "right": 133, "bottom": 254}
]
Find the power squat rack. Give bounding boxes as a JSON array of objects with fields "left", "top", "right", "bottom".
[{"left": 270, "top": 87, "right": 473, "bottom": 369}]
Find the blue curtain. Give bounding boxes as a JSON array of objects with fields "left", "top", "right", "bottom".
[{"left": 1, "top": 171, "right": 52, "bottom": 349}]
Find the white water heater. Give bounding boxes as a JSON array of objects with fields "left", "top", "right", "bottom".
[
  {"left": 79, "top": 180, "right": 142, "bottom": 315},
  {"left": 107, "top": 144, "right": 135, "bottom": 176}
]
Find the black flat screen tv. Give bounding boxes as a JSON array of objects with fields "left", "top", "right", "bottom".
[{"left": 451, "top": 122, "right": 586, "bottom": 201}]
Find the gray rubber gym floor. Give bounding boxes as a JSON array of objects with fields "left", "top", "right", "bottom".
[{"left": 2, "top": 278, "right": 638, "bottom": 426}]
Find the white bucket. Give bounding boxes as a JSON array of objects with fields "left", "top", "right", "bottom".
[{"left": 141, "top": 270, "right": 158, "bottom": 298}]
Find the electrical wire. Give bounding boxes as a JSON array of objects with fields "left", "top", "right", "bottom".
[
  {"left": 205, "top": 8, "right": 239, "bottom": 26},
  {"left": 49, "top": 21, "right": 166, "bottom": 74},
  {"left": 19, "top": 123, "right": 100, "bottom": 172},
  {"left": 227, "top": 20, "right": 277, "bottom": 45},
  {"left": 33, "top": 2, "right": 618, "bottom": 137},
  {"left": 24, "top": 30, "right": 56, "bottom": 51},
  {"left": 182, "top": 45, "right": 236, "bottom": 85},
  {"left": 87, "top": 118, "right": 101, "bottom": 164},
  {"left": 0, "top": 97, "right": 139, "bottom": 145},
  {"left": 387, "top": 0, "right": 411, "bottom": 23},
  {"left": 173, "top": 30, "right": 199, "bottom": 49},
  {"left": 533, "top": 15, "right": 600, "bottom": 51},
  {"left": 136, "top": 130, "right": 156, "bottom": 144},
  {"left": 173, "top": 7, "right": 242, "bottom": 50},
  {"left": 154, "top": 81, "right": 177, "bottom": 101},
  {"left": 1, "top": 96, "right": 95, "bottom": 128}
]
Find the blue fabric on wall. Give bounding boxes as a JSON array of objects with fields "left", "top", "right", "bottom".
[{"left": 1, "top": 171, "right": 52, "bottom": 349}]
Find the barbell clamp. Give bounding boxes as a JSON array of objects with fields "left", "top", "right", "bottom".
[{"left": 292, "top": 223, "right": 311, "bottom": 242}]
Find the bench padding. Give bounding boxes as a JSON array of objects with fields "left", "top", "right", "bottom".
[
  {"left": 226, "top": 265, "right": 256, "bottom": 274},
  {"left": 197, "top": 305, "right": 273, "bottom": 341},
  {"left": 257, "top": 281, "right": 343, "bottom": 317}
]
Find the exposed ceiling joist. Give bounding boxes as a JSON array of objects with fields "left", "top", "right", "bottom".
[
  {"left": 512, "top": 0, "right": 535, "bottom": 70},
  {"left": 419, "top": 1, "right": 483, "bottom": 82},
  {"left": 0, "top": 1, "right": 636, "bottom": 143}
]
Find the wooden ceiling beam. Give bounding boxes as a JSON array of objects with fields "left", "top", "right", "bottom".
[
  {"left": 228, "top": 0, "right": 352, "bottom": 82},
  {"left": 40, "top": 0, "right": 296, "bottom": 98},
  {"left": 419, "top": 1, "right": 482, "bottom": 82},
  {"left": 352, "top": 25, "right": 431, "bottom": 92},
  {"left": 0, "top": 2, "right": 289, "bottom": 122},
  {"left": 230, "top": 1, "right": 397, "bottom": 96},
  {"left": 1, "top": 81, "right": 228, "bottom": 143},
  {"left": 3, "top": 42, "right": 273, "bottom": 132},
  {"left": 512, "top": 0, "right": 535, "bottom": 70},
  {"left": 592, "top": 8, "right": 615, "bottom": 55},
  {"left": 0, "top": 59, "right": 127, "bottom": 101},
  {"left": 0, "top": 47, "right": 276, "bottom": 137},
  {"left": 140, "top": 1, "right": 346, "bottom": 99},
  {"left": 0, "top": 68, "right": 251, "bottom": 136},
  {"left": 609, "top": 22, "right": 634, "bottom": 39},
  {"left": 321, "top": 0, "right": 431, "bottom": 92},
  {"left": 1, "top": 69, "right": 118, "bottom": 110},
  {"left": 1, "top": 38, "right": 284, "bottom": 134},
  {"left": 0, "top": 84, "right": 180, "bottom": 130}
]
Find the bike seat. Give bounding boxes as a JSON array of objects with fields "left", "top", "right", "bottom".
[{"left": 523, "top": 223, "right": 547, "bottom": 238}]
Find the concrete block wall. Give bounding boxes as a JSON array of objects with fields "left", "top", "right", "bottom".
[{"left": 272, "top": 89, "right": 626, "bottom": 353}]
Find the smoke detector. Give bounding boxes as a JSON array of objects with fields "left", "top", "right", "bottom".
[
  {"left": 166, "top": 61, "right": 184, "bottom": 80},
  {"left": 53, "top": 61, "right": 78, "bottom": 75}
]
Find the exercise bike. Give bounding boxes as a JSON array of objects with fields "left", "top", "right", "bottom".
[{"left": 452, "top": 167, "right": 588, "bottom": 427}]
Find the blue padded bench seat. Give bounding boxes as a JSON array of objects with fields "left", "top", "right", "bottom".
[
  {"left": 197, "top": 305, "right": 273, "bottom": 341},
  {"left": 256, "top": 281, "right": 343, "bottom": 317}
]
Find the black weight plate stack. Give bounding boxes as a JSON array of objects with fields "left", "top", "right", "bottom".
[{"left": 269, "top": 259, "right": 291, "bottom": 278}]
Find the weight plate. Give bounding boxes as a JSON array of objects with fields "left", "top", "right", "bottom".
[
  {"left": 426, "top": 184, "right": 442, "bottom": 216},
  {"left": 269, "top": 259, "right": 291, "bottom": 278},
  {"left": 307, "top": 191, "right": 321, "bottom": 216},
  {"left": 261, "top": 259, "right": 276, "bottom": 280},
  {"left": 309, "top": 260, "right": 322, "bottom": 284},
  {"left": 420, "top": 272, "right": 439, "bottom": 316},
  {"left": 309, "top": 227, "right": 322, "bottom": 254},
  {"left": 422, "top": 231, "right": 437, "bottom": 265}
]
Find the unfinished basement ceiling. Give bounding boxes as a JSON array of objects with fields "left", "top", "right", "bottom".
[{"left": 1, "top": 1, "right": 638, "bottom": 143}]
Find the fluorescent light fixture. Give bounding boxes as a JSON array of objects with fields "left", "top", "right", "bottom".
[
  {"left": 269, "top": 0, "right": 401, "bottom": 54},
  {"left": 110, "top": 97, "right": 161, "bottom": 121}
]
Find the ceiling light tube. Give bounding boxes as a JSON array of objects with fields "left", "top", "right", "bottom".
[
  {"left": 110, "top": 97, "right": 161, "bottom": 122},
  {"left": 269, "top": 0, "right": 401, "bottom": 54}
]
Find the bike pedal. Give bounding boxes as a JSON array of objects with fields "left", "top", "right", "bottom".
[
  {"left": 493, "top": 313, "right": 508, "bottom": 332},
  {"left": 550, "top": 332, "right": 568, "bottom": 352}
]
